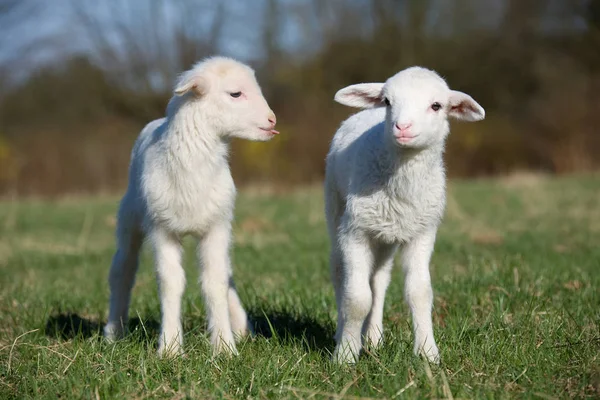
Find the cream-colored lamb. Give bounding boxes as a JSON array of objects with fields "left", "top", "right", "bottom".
[{"left": 103, "top": 56, "right": 279, "bottom": 357}]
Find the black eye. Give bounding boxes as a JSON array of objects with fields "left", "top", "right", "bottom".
[
  {"left": 431, "top": 102, "right": 442, "bottom": 111},
  {"left": 230, "top": 92, "right": 242, "bottom": 98},
  {"left": 384, "top": 97, "right": 390, "bottom": 106}
]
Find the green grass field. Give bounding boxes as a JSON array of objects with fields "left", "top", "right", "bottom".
[{"left": 0, "top": 175, "right": 598, "bottom": 399}]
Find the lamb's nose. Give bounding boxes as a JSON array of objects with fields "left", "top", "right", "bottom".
[
  {"left": 396, "top": 122, "right": 412, "bottom": 132},
  {"left": 268, "top": 112, "right": 277, "bottom": 126}
]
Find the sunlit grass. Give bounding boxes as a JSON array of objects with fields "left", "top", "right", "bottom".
[{"left": 0, "top": 175, "right": 599, "bottom": 399}]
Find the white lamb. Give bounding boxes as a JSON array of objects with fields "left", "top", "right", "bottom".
[
  {"left": 325, "top": 66, "right": 485, "bottom": 364},
  {"left": 103, "top": 56, "right": 279, "bottom": 357}
]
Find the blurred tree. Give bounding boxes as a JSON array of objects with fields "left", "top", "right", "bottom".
[
  {"left": 0, "top": 0, "right": 599, "bottom": 195},
  {"left": 72, "top": 0, "right": 224, "bottom": 94}
]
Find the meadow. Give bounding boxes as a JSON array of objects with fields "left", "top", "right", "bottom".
[{"left": 0, "top": 174, "right": 598, "bottom": 399}]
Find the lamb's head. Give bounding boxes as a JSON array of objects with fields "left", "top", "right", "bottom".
[
  {"left": 334, "top": 66, "right": 485, "bottom": 149},
  {"left": 171, "top": 56, "right": 278, "bottom": 141}
]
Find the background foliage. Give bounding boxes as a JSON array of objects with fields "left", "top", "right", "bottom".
[{"left": 0, "top": 0, "right": 599, "bottom": 195}]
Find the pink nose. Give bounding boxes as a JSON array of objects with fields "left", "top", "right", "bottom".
[
  {"left": 268, "top": 113, "right": 277, "bottom": 127},
  {"left": 395, "top": 122, "right": 412, "bottom": 132}
]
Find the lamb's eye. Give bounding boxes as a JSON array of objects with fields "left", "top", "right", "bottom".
[
  {"left": 230, "top": 92, "right": 242, "bottom": 98},
  {"left": 384, "top": 97, "right": 390, "bottom": 106},
  {"left": 431, "top": 102, "right": 442, "bottom": 111}
]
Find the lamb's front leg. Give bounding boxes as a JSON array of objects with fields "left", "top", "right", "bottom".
[
  {"left": 151, "top": 229, "right": 186, "bottom": 357},
  {"left": 198, "top": 222, "right": 237, "bottom": 355},
  {"left": 363, "top": 243, "right": 397, "bottom": 348},
  {"left": 401, "top": 228, "right": 440, "bottom": 364},
  {"left": 334, "top": 228, "right": 374, "bottom": 364}
]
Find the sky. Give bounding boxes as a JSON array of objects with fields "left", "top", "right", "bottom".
[
  {"left": 0, "top": 0, "right": 590, "bottom": 85},
  {"left": 1, "top": 0, "right": 307, "bottom": 72}
]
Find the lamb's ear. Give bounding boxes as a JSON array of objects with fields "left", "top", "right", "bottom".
[
  {"left": 174, "top": 72, "right": 209, "bottom": 97},
  {"left": 334, "top": 83, "right": 385, "bottom": 109},
  {"left": 448, "top": 91, "right": 485, "bottom": 121}
]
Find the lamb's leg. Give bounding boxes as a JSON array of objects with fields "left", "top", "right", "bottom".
[
  {"left": 152, "top": 228, "right": 185, "bottom": 357},
  {"left": 333, "top": 226, "right": 374, "bottom": 364},
  {"left": 330, "top": 245, "right": 344, "bottom": 344},
  {"left": 401, "top": 228, "right": 440, "bottom": 364},
  {"left": 324, "top": 180, "right": 344, "bottom": 343},
  {"left": 104, "top": 212, "right": 143, "bottom": 341},
  {"left": 198, "top": 222, "right": 237, "bottom": 355},
  {"left": 227, "top": 279, "right": 253, "bottom": 340},
  {"left": 363, "top": 243, "right": 397, "bottom": 348}
]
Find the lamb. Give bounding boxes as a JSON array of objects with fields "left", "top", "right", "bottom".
[
  {"left": 103, "top": 56, "right": 279, "bottom": 357},
  {"left": 324, "top": 66, "right": 485, "bottom": 364}
]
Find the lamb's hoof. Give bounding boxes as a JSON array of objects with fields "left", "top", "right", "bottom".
[
  {"left": 212, "top": 336, "right": 238, "bottom": 357},
  {"left": 103, "top": 323, "right": 125, "bottom": 343},
  {"left": 333, "top": 345, "right": 359, "bottom": 365},
  {"left": 212, "top": 345, "right": 238, "bottom": 358},
  {"left": 415, "top": 343, "right": 440, "bottom": 364},
  {"left": 232, "top": 319, "right": 255, "bottom": 342},
  {"left": 365, "top": 330, "right": 384, "bottom": 350},
  {"left": 157, "top": 343, "right": 184, "bottom": 359}
]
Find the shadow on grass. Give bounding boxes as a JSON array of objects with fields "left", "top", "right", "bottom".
[
  {"left": 44, "top": 309, "right": 335, "bottom": 354},
  {"left": 249, "top": 308, "right": 335, "bottom": 353},
  {"left": 44, "top": 313, "right": 160, "bottom": 343}
]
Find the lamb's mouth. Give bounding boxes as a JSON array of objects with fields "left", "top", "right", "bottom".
[
  {"left": 260, "top": 127, "right": 280, "bottom": 135},
  {"left": 395, "top": 134, "right": 418, "bottom": 144}
]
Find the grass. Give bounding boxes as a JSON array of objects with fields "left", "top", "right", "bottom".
[{"left": 0, "top": 174, "right": 599, "bottom": 399}]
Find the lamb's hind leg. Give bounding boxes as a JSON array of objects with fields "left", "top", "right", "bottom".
[
  {"left": 104, "top": 208, "right": 143, "bottom": 341},
  {"left": 402, "top": 228, "right": 440, "bottom": 364},
  {"left": 227, "top": 279, "right": 253, "bottom": 340},
  {"left": 330, "top": 246, "right": 343, "bottom": 344},
  {"left": 324, "top": 180, "right": 344, "bottom": 343},
  {"left": 363, "top": 243, "right": 397, "bottom": 348}
]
